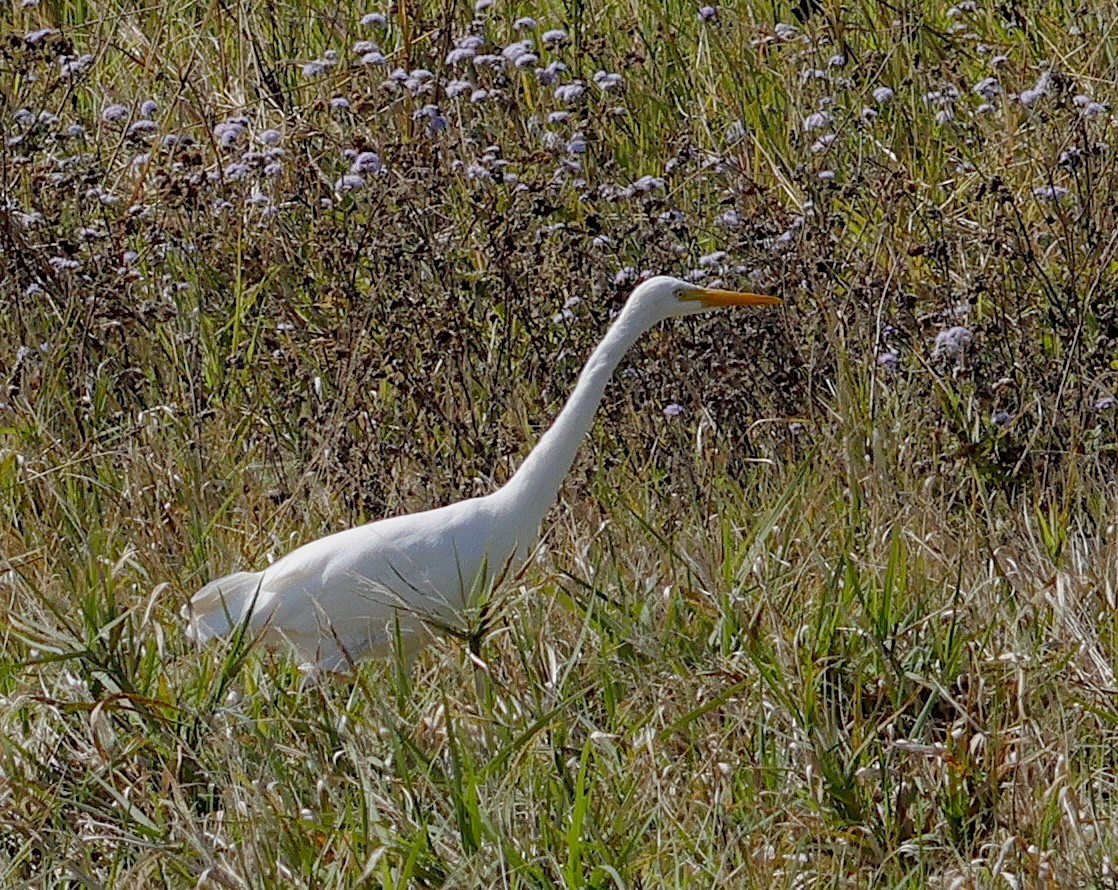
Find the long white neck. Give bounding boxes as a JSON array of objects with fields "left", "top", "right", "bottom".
[{"left": 492, "top": 300, "right": 657, "bottom": 527}]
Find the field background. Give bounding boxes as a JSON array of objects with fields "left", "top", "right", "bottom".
[{"left": 3, "top": 0, "right": 1118, "bottom": 885}]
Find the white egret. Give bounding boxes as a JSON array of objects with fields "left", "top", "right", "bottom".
[{"left": 184, "top": 276, "right": 781, "bottom": 668}]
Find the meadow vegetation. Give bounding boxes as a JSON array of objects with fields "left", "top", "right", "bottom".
[{"left": 2, "top": 0, "right": 1118, "bottom": 884}]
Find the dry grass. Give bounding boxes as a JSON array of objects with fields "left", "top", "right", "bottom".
[{"left": 3, "top": 0, "right": 1118, "bottom": 885}]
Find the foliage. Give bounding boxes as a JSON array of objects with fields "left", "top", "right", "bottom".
[{"left": 2, "top": 0, "right": 1118, "bottom": 885}]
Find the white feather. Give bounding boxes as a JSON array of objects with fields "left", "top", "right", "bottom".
[{"left": 184, "top": 276, "right": 781, "bottom": 668}]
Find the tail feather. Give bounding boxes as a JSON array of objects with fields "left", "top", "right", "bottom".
[{"left": 184, "top": 571, "right": 267, "bottom": 643}]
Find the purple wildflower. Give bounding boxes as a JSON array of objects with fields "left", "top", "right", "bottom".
[
  {"left": 803, "top": 111, "right": 831, "bottom": 131},
  {"left": 442, "top": 78, "right": 469, "bottom": 98},
  {"left": 25, "top": 27, "right": 57, "bottom": 44},
  {"left": 933, "top": 325, "right": 972, "bottom": 358},
  {"left": 60, "top": 54, "right": 94, "bottom": 76},
  {"left": 502, "top": 40, "right": 534, "bottom": 61},
  {"left": 593, "top": 71, "right": 623, "bottom": 90},
  {"left": 350, "top": 151, "right": 382, "bottom": 174},
  {"left": 1032, "top": 185, "right": 1068, "bottom": 200},
  {"left": 1018, "top": 70, "right": 1050, "bottom": 106},
  {"left": 537, "top": 60, "right": 566, "bottom": 85},
  {"left": 473, "top": 54, "right": 505, "bottom": 70},
  {"left": 810, "top": 134, "right": 836, "bottom": 152},
  {"left": 335, "top": 173, "right": 365, "bottom": 191},
  {"left": 972, "top": 77, "right": 1000, "bottom": 99},
  {"left": 214, "top": 120, "right": 246, "bottom": 147},
  {"left": 102, "top": 104, "right": 129, "bottom": 123},
  {"left": 716, "top": 210, "right": 742, "bottom": 227},
  {"left": 446, "top": 47, "right": 475, "bottom": 65},
  {"left": 631, "top": 175, "right": 665, "bottom": 192},
  {"left": 127, "top": 119, "right": 159, "bottom": 138},
  {"left": 446, "top": 79, "right": 473, "bottom": 98},
  {"left": 413, "top": 103, "right": 447, "bottom": 134},
  {"left": 925, "top": 87, "right": 959, "bottom": 106},
  {"left": 554, "top": 82, "right": 585, "bottom": 103},
  {"left": 1073, "top": 95, "right": 1107, "bottom": 117},
  {"left": 663, "top": 403, "right": 684, "bottom": 417}
]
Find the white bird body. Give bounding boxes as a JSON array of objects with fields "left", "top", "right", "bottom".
[
  {"left": 189, "top": 493, "right": 521, "bottom": 665},
  {"left": 185, "top": 276, "right": 780, "bottom": 668}
]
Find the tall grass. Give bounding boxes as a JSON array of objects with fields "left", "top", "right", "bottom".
[{"left": 3, "top": 0, "right": 1118, "bottom": 884}]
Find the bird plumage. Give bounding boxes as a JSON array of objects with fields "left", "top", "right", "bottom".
[
  {"left": 184, "top": 276, "right": 780, "bottom": 668},
  {"left": 188, "top": 495, "right": 522, "bottom": 667}
]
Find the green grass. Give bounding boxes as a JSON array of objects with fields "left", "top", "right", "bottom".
[{"left": 3, "top": 0, "right": 1118, "bottom": 885}]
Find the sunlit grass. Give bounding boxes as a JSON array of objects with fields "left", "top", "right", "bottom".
[{"left": 3, "top": 0, "right": 1118, "bottom": 884}]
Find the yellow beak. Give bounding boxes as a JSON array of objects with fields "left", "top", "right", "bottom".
[{"left": 681, "top": 285, "right": 782, "bottom": 308}]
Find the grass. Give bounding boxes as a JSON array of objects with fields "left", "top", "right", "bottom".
[{"left": 3, "top": 0, "right": 1118, "bottom": 884}]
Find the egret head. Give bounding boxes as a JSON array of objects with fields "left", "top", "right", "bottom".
[{"left": 631, "top": 275, "right": 782, "bottom": 321}]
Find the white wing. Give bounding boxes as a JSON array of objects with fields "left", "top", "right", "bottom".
[{"left": 185, "top": 494, "right": 518, "bottom": 667}]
